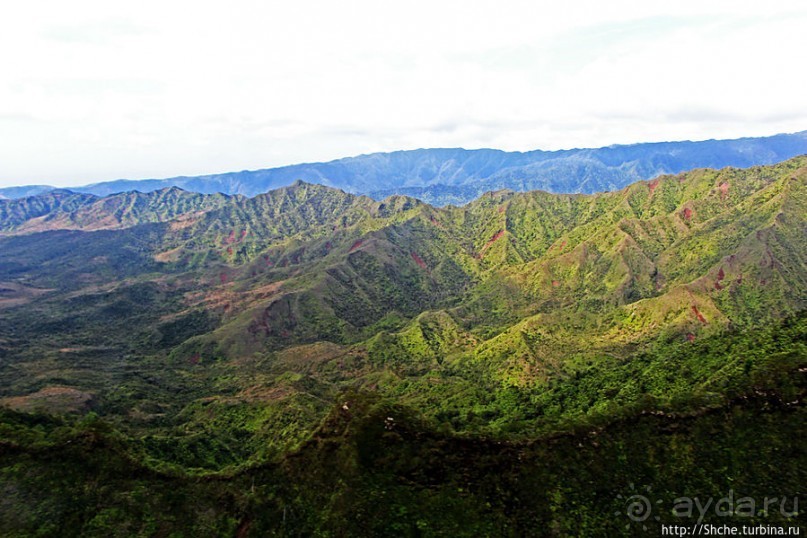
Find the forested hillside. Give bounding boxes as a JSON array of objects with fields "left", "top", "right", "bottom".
[{"left": 0, "top": 158, "right": 805, "bottom": 536}]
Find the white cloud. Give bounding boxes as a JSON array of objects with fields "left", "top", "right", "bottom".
[{"left": 1, "top": 0, "right": 806, "bottom": 186}]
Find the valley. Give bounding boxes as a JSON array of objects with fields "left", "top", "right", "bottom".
[{"left": 0, "top": 158, "right": 805, "bottom": 536}]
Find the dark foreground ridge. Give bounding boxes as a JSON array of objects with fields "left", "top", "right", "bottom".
[{"left": 1, "top": 373, "right": 804, "bottom": 536}]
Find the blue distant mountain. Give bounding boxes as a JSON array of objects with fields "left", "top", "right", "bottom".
[{"left": 3, "top": 130, "right": 806, "bottom": 205}]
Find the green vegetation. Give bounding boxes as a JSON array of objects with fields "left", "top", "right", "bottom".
[{"left": 0, "top": 158, "right": 805, "bottom": 535}]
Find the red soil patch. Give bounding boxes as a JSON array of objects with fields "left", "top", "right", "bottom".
[
  {"left": 691, "top": 305, "right": 707, "bottom": 324},
  {"left": 552, "top": 280, "right": 560, "bottom": 287},
  {"left": 714, "top": 266, "right": 725, "bottom": 289},
  {"left": 488, "top": 229, "right": 505, "bottom": 245},
  {"left": 290, "top": 248, "right": 305, "bottom": 264},
  {"left": 648, "top": 178, "right": 660, "bottom": 194},
  {"left": 655, "top": 272, "right": 664, "bottom": 291},
  {"left": 245, "top": 281, "right": 284, "bottom": 303},
  {"left": 719, "top": 182, "right": 730, "bottom": 200},
  {"left": 682, "top": 207, "right": 693, "bottom": 221},
  {"left": 410, "top": 251, "right": 427, "bottom": 270},
  {"left": 428, "top": 215, "right": 445, "bottom": 229},
  {"left": 236, "top": 518, "right": 252, "bottom": 538},
  {"left": 478, "top": 230, "right": 505, "bottom": 259},
  {"left": 548, "top": 240, "right": 566, "bottom": 253},
  {"left": 349, "top": 239, "right": 364, "bottom": 252}
]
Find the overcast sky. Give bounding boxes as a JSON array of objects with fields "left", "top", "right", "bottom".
[{"left": 1, "top": 1, "right": 806, "bottom": 187}]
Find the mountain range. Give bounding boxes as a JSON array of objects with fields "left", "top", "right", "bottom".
[
  {"left": 0, "top": 157, "right": 805, "bottom": 535},
  {"left": 2, "top": 130, "right": 807, "bottom": 205}
]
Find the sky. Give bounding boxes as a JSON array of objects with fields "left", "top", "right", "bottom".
[{"left": 1, "top": 1, "right": 806, "bottom": 188}]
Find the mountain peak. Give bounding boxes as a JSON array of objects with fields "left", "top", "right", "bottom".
[{"left": 158, "top": 185, "right": 188, "bottom": 194}]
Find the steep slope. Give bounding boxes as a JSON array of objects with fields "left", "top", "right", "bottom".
[
  {"left": 0, "top": 187, "right": 232, "bottom": 234},
  {"left": 0, "top": 157, "right": 803, "bottom": 470},
  {"left": 438, "top": 160, "right": 807, "bottom": 393},
  {"left": 1, "top": 158, "right": 805, "bottom": 535},
  {"left": 0, "top": 190, "right": 97, "bottom": 232}
]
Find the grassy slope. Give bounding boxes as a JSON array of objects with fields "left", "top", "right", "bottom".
[{"left": 0, "top": 159, "right": 805, "bottom": 535}]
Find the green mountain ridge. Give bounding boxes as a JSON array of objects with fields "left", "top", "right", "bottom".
[
  {"left": 0, "top": 159, "right": 805, "bottom": 535},
  {"left": 0, "top": 187, "right": 234, "bottom": 234}
]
